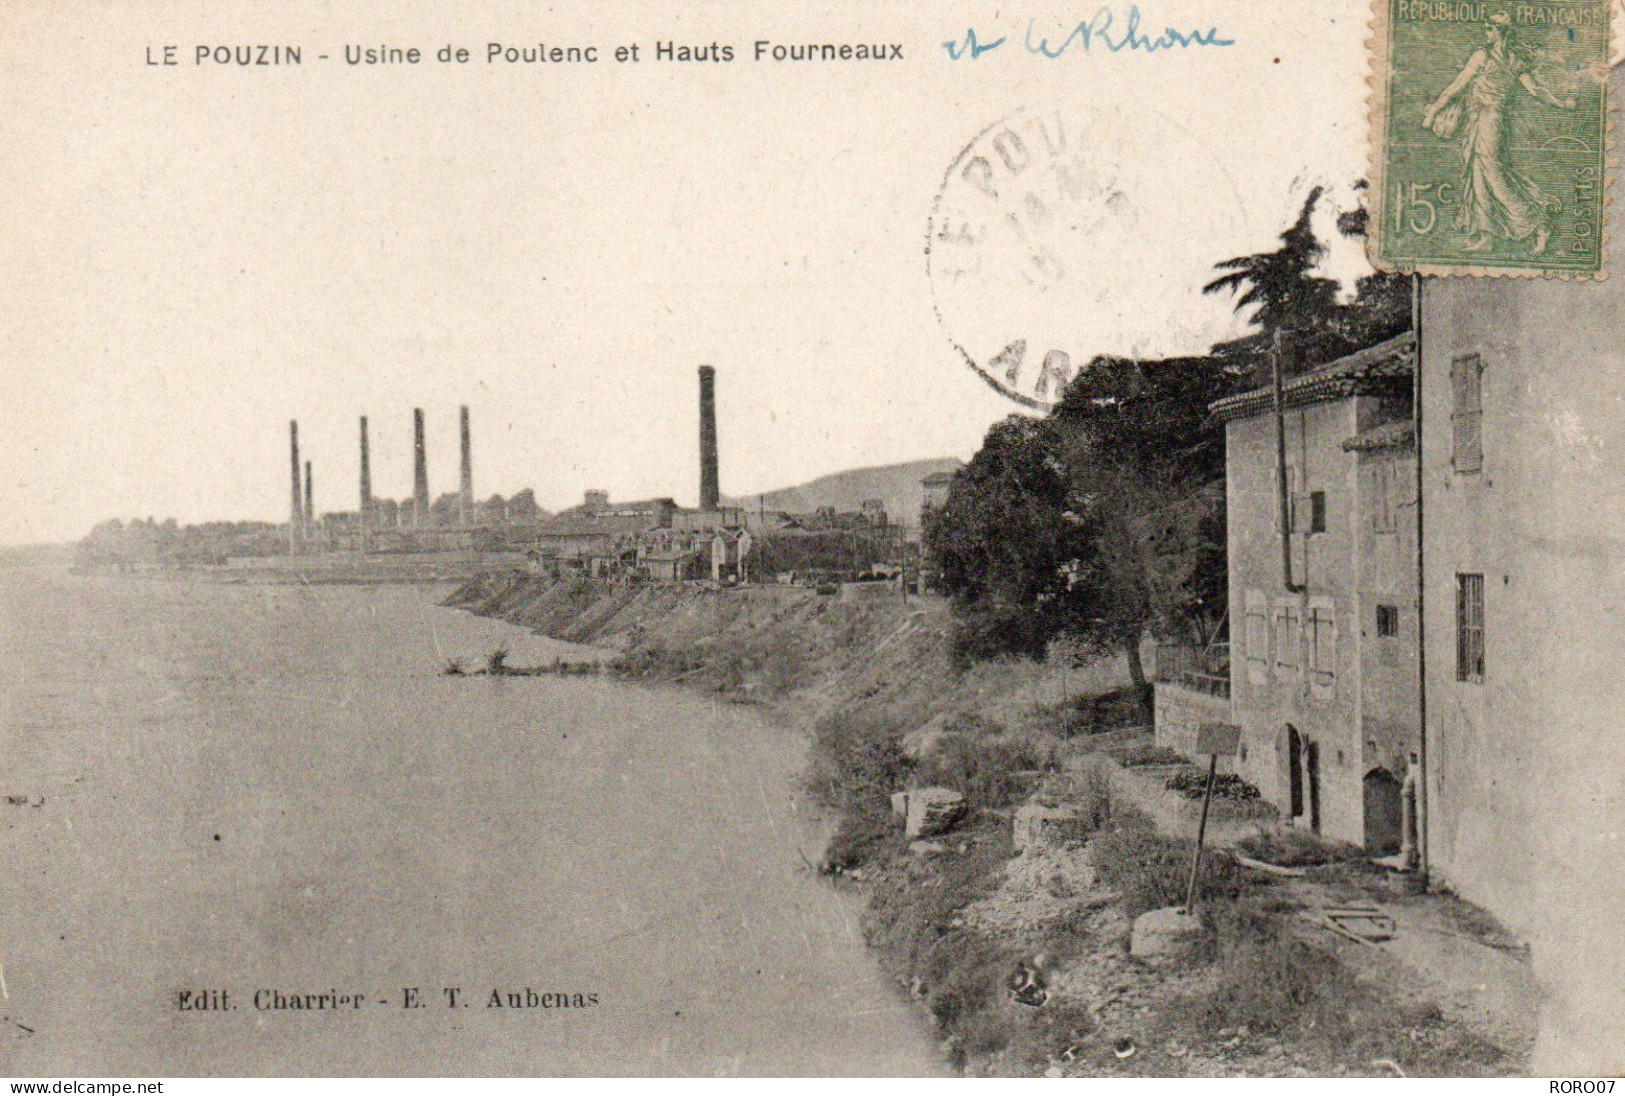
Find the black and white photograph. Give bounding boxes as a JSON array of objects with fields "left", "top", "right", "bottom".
[{"left": 1, "top": 0, "right": 1621, "bottom": 1083}]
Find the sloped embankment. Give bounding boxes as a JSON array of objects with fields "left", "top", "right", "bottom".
[
  {"left": 442, "top": 574, "right": 1524, "bottom": 1078},
  {"left": 442, "top": 572, "right": 1130, "bottom": 729}
]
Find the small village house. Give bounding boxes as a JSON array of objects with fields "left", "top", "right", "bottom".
[{"left": 1163, "top": 334, "right": 1420, "bottom": 854}]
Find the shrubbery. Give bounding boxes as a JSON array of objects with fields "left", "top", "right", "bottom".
[
  {"left": 914, "top": 725, "right": 1052, "bottom": 814},
  {"left": 802, "top": 712, "right": 911, "bottom": 816},
  {"left": 1088, "top": 814, "right": 1244, "bottom": 919}
]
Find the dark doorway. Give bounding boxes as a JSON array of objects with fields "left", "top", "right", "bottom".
[
  {"left": 1286, "top": 726, "right": 1304, "bottom": 820},
  {"left": 1305, "top": 740, "right": 1322, "bottom": 833},
  {"left": 1363, "top": 768, "right": 1404, "bottom": 855}
]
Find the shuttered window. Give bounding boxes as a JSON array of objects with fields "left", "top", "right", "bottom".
[
  {"left": 1309, "top": 605, "right": 1337, "bottom": 688},
  {"left": 1244, "top": 591, "right": 1269, "bottom": 684},
  {"left": 1456, "top": 573, "right": 1485, "bottom": 683},
  {"left": 1452, "top": 354, "right": 1484, "bottom": 473},
  {"left": 1274, "top": 605, "right": 1300, "bottom": 671},
  {"left": 1373, "top": 460, "right": 1397, "bottom": 533}
]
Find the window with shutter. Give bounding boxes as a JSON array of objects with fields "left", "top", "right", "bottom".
[
  {"left": 1452, "top": 354, "right": 1484, "bottom": 473},
  {"left": 1456, "top": 574, "right": 1485, "bottom": 682},
  {"left": 1372, "top": 460, "right": 1397, "bottom": 533},
  {"left": 1308, "top": 600, "right": 1337, "bottom": 696},
  {"left": 1274, "top": 604, "right": 1300, "bottom": 671},
  {"left": 1290, "top": 493, "right": 1313, "bottom": 534}
]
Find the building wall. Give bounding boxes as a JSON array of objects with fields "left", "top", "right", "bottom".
[
  {"left": 1226, "top": 396, "right": 1403, "bottom": 847},
  {"left": 1152, "top": 683, "right": 1235, "bottom": 768},
  {"left": 1420, "top": 184, "right": 1625, "bottom": 1065},
  {"left": 1353, "top": 448, "right": 1421, "bottom": 786}
]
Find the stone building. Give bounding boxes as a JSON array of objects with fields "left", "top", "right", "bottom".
[
  {"left": 1413, "top": 70, "right": 1625, "bottom": 1062},
  {"left": 1199, "top": 333, "right": 1419, "bottom": 851}
]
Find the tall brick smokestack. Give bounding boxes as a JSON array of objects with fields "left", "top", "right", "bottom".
[
  {"left": 304, "top": 460, "right": 314, "bottom": 533},
  {"left": 698, "top": 365, "right": 719, "bottom": 512},
  {"left": 289, "top": 420, "right": 302, "bottom": 551},
  {"left": 359, "top": 416, "right": 373, "bottom": 529},
  {"left": 459, "top": 405, "right": 473, "bottom": 525},
  {"left": 412, "top": 407, "right": 429, "bottom": 526}
]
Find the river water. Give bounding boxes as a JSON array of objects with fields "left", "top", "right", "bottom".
[{"left": 0, "top": 567, "right": 942, "bottom": 1076}]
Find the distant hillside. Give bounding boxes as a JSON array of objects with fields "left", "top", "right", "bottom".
[{"left": 725, "top": 457, "right": 962, "bottom": 527}]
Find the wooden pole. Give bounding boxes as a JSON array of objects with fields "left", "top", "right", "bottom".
[{"left": 1183, "top": 753, "right": 1219, "bottom": 913}]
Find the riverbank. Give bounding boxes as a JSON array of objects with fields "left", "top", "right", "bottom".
[
  {"left": 0, "top": 568, "right": 944, "bottom": 1075},
  {"left": 445, "top": 573, "right": 1534, "bottom": 1078}
]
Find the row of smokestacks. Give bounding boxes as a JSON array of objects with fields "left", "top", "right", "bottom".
[
  {"left": 286, "top": 366, "right": 721, "bottom": 549},
  {"left": 287, "top": 405, "right": 474, "bottom": 545}
]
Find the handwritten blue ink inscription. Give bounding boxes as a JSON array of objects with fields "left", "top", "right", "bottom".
[{"left": 943, "top": 6, "right": 1234, "bottom": 60}]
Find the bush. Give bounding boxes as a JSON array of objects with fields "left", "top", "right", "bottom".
[
  {"left": 949, "top": 605, "right": 1057, "bottom": 668},
  {"left": 1175, "top": 932, "right": 1347, "bottom": 1036},
  {"left": 822, "top": 802, "right": 901, "bottom": 871},
  {"left": 915, "top": 730, "right": 1051, "bottom": 813},
  {"left": 802, "top": 712, "right": 911, "bottom": 815},
  {"left": 863, "top": 827, "right": 1021, "bottom": 1069},
  {"left": 1071, "top": 687, "right": 1154, "bottom": 733},
  {"left": 1116, "top": 744, "right": 1191, "bottom": 767},
  {"left": 1164, "top": 769, "right": 1262, "bottom": 802},
  {"left": 1090, "top": 822, "right": 1244, "bottom": 919},
  {"left": 1233, "top": 827, "right": 1366, "bottom": 868},
  {"left": 864, "top": 826, "right": 1014, "bottom": 973}
]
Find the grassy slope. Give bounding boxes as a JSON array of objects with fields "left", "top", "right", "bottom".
[{"left": 444, "top": 574, "right": 1525, "bottom": 1078}]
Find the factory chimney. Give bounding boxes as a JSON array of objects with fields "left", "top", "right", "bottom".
[
  {"left": 359, "top": 416, "right": 373, "bottom": 529},
  {"left": 698, "top": 365, "right": 719, "bottom": 512},
  {"left": 288, "top": 420, "right": 302, "bottom": 552},
  {"left": 304, "top": 460, "right": 314, "bottom": 535},
  {"left": 459, "top": 405, "right": 473, "bottom": 525},
  {"left": 412, "top": 407, "right": 430, "bottom": 526}
]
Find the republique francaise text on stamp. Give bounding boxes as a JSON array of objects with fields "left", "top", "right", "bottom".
[{"left": 1369, "top": 0, "right": 1611, "bottom": 277}]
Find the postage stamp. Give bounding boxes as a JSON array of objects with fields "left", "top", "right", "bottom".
[{"left": 1369, "top": 0, "right": 1612, "bottom": 278}]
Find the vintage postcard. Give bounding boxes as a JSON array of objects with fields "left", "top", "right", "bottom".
[{"left": 2, "top": 0, "right": 1623, "bottom": 1083}]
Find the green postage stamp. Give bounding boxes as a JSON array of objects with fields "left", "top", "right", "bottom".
[{"left": 1370, "top": 0, "right": 1612, "bottom": 277}]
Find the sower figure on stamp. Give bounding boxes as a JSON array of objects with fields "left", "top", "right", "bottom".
[{"left": 1421, "top": 12, "right": 1576, "bottom": 255}]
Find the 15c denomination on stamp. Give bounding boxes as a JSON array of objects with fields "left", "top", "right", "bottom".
[{"left": 1369, "top": 0, "right": 1612, "bottom": 278}]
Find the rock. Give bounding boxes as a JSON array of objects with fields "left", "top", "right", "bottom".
[
  {"left": 909, "top": 839, "right": 949, "bottom": 857},
  {"left": 1043, "top": 1066, "right": 1063, "bottom": 1079},
  {"left": 901, "top": 715, "right": 953, "bottom": 761},
  {"left": 890, "top": 791, "right": 910, "bottom": 818},
  {"left": 1129, "top": 906, "right": 1204, "bottom": 966},
  {"left": 904, "top": 786, "right": 966, "bottom": 839},
  {"left": 1013, "top": 801, "right": 1094, "bottom": 853}
]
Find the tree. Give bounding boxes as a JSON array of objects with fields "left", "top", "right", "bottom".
[
  {"left": 925, "top": 415, "right": 1075, "bottom": 665},
  {"left": 1047, "top": 354, "right": 1245, "bottom": 706},
  {"left": 1205, "top": 186, "right": 1412, "bottom": 379}
]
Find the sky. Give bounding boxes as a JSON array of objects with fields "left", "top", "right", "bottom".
[{"left": 0, "top": 0, "right": 1378, "bottom": 545}]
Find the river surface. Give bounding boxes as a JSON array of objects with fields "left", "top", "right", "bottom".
[{"left": 0, "top": 567, "right": 942, "bottom": 1076}]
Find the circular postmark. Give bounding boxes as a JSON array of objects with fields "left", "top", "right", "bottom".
[{"left": 927, "top": 103, "right": 1247, "bottom": 413}]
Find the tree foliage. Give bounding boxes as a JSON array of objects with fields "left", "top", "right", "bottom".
[
  {"left": 1205, "top": 187, "right": 1412, "bottom": 380},
  {"left": 927, "top": 185, "right": 1413, "bottom": 681},
  {"left": 925, "top": 416, "right": 1073, "bottom": 665}
]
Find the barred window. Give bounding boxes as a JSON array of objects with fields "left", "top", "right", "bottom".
[
  {"left": 1456, "top": 574, "right": 1485, "bottom": 683},
  {"left": 1452, "top": 354, "right": 1484, "bottom": 474}
]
